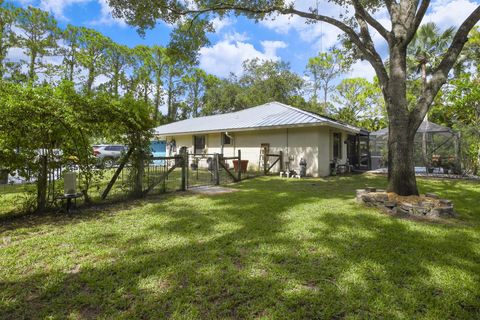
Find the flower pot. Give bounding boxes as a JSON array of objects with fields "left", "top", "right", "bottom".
[{"left": 233, "top": 160, "right": 249, "bottom": 173}]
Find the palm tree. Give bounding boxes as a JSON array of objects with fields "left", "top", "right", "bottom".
[
  {"left": 408, "top": 23, "right": 455, "bottom": 171},
  {"left": 408, "top": 23, "right": 456, "bottom": 85}
]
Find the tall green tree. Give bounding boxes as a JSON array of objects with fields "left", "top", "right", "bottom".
[
  {"left": 108, "top": 0, "right": 480, "bottom": 195},
  {"left": 165, "top": 59, "right": 185, "bottom": 121},
  {"left": 407, "top": 23, "right": 455, "bottom": 167},
  {"left": 330, "top": 77, "right": 386, "bottom": 131},
  {"left": 305, "top": 47, "right": 351, "bottom": 112},
  {"left": 104, "top": 41, "right": 131, "bottom": 97},
  {"left": 0, "top": 2, "right": 18, "bottom": 79},
  {"left": 408, "top": 22, "right": 455, "bottom": 85},
  {"left": 130, "top": 45, "right": 154, "bottom": 103},
  {"left": 202, "top": 75, "right": 241, "bottom": 115},
  {"left": 16, "top": 6, "right": 58, "bottom": 82},
  {"left": 77, "top": 27, "right": 108, "bottom": 93},
  {"left": 202, "top": 59, "right": 306, "bottom": 115},
  {"left": 59, "top": 24, "right": 82, "bottom": 82},
  {"left": 151, "top": 45, "right": 169, "bottom": 121},
  {"left": 237, "top": 58, "right": 305, "bottom": 108},
  {"left": 182, "top": 68, "right": 207, "bottom": 117}
]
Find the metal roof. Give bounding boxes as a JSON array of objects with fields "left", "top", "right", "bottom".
[
  {"left": 154, "top": 101, "right": 362, "bottom": 136},
  {"left": 371, "top": 120, "right": 455, "bottom": 139}
]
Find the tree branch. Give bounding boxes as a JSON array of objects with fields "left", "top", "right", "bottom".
[
  {"left": 405, "top": 0, "right": 430, "bottom": 44},
  {"left": 411, "top": 4, "right": 480, "bottom": 128},
  {"left": 282, "top": 7, "right": 389, "bottom": 85},
  {"left": 351, "top": 0, "right": 391, "bottom": 42},
  {"left": 353, "top": 12, "right": 390, "bottom": 85},
  {"left": 167, "top": 3, "right": 391, "bottom": 86}
]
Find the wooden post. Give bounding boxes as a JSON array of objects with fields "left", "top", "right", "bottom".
[
  {"left": 36, "top": 155, "right": 48, "bottom": 212},
  {"left": 133, "top": 149, "right": 145, "bottom": 198},
  {"left": 279, "top": 151, "right": 284, "bottom": 172},
  {"left": 102, "top": 148, "right": 133, "bottom": 200},
  {"left": 214, "top": 153, "right": 220, "bottom": 185},
  {"left": 180, "top": 148, "right": 187, "bottom": 191},
  {"left": 263, "top": 147, "right": 268, "bottom": 175},
  {"left": 237, "top": 149, "right": 242, "bottom": 181}
]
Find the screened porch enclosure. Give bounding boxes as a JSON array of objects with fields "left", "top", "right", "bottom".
[{"left": 370, "top": 120, "right": 461, "bottom": 173}]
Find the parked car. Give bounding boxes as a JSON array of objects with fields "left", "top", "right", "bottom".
[{"left": 93, "top": 145, "right": 127, "bottom": 168}]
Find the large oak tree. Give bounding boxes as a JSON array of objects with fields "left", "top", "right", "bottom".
[{"left": 108, "top": 0, "right": 480, "bottom": 195}]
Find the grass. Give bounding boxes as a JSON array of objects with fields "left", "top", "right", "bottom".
[{"left": 0, "top": 174, "right": 479, "bottom": 319}]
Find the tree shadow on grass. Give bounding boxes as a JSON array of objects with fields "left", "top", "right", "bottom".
[{"left": 1, "top": 176, "right": 479, "bottom": 319}]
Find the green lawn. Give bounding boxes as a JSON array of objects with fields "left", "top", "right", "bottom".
[{"left": 0, "top": 175, "right": 479, "bottom": 319}]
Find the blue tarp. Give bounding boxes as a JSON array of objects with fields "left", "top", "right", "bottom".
[{"left": 150, "top": 140, "right": 166, "bottom": 165}]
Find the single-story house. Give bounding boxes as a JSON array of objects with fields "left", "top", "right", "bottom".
[{"left": 154, "top": 102, "right": 370, "bottom": 177}]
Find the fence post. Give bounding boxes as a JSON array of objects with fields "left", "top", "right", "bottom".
[
  {"left": 180, "top": 148, "right": 187, "bottom": 191},
  {"left": 36, "top": 155, "right": 48, "bottom": 212},
  {"left": 101, "top": 148, "right": 133, "bottom": 200},
  {"left": 237, "top": 149, "right": 242, "bottom": 181},
  {"left": 214, "top": 153, "right": 220, "bottom": 185},
  {"left": 279, "top": 151, "right": 284, "bottom": 172},
  {"left": 263, "top": 147, "right": 268, "bottom": 175},
  {"left": 132, "top": 148, "right": 145, "bottom": 198}
]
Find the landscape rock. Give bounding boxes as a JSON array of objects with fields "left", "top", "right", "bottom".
[
  {"left": 356, "top": 188, "right": 455, "bottom": 219},
  {"left": 439, "top": 199, "right": 452, "bottom": 206}
]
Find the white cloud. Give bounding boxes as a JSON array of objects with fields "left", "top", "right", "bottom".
[
  {"left": 223, "top": 31, "right": 250, "bottom": 42},
  {"left": 261, "top": 40, "right": 288, "bottom": 57},
  {"left": 199, "top": 39, "right": 288, "bottom": 78},
  {"left": 93, "top": 74, "right": 109, "bottom": 87},
  {"left": 38, "top": 0, "right": 90, "bottom": 20},
  {"left": 16, "top": 0, "right": 126, "bottom": 26},
  {"left": 259, "top": 1, "right": 349, "bottom": 50},
  {"left": 423, "top": 0, "right": 479, "bottom": 29},
  {"left": 17, "top": 0, "right": 90, "bottom": 20},
  {"left": 6, "top": 47, "right": 28, "bottom": 62},
  {"left": 347, "top": 60, "right": 376, "bottom": 81},
  {"left": 89, "top": 0, "right": 127, "bottom": 27},
  {"left": 211, "top": 17, "right": 233, "bottom": 32}
]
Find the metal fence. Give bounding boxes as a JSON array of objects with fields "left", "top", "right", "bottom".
[{"left": 1, "top": 149, "right": 265, "bottom": 216}]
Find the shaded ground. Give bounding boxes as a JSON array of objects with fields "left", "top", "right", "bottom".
[{"left": 0, "top": 174, "right": 479, "bottom": 319}]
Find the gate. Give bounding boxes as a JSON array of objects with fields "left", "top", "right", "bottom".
[{"left": 187, "top": 151, "right": 242, "bottom": 188}]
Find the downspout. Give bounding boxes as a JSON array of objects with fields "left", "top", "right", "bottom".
[
  {"left": 286, "top": 128, "right": 289, "bottom": 162},
  {"left": 225, "top": 131, "right": 234, "bottom": 156}
]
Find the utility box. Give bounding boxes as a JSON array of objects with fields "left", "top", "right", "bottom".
[
  {"left": 64, "top": 172, "right": 77, "bottom": 195},
  {"left": 299, "top": 158, "right": 307, "bottom": 177}
]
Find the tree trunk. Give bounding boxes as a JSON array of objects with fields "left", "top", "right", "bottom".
[
  {"left": 113, "top": 63, "right": 119, "bottom": 97},
  {"left": 86, "top": 66, "right": 95, "bottom": 93},
  {"left": 36, "top": 155, "right": 48, "bottom": 212},
  {"left": 387, "top": 117, "right": 419, "bottom": 195},
  {"left": 167, "top": 73, "right": 174, "bottom": 120},
  {"left": 0, "top": 55, "right": 4, "bottom": 79},
  {"left": 68, "top": 61, "right": 74, "bottom": 82},
  {"left": 132, "top": 146, "right": 145, "bottom": 198},
  {"left": 154, "top": 81, "right": 161, "bottom": 122},
  {"left": 386, "top": 45, "right": 420, "bottom": 195},
  {"left": 29, "top": 51, "right": 36, "bottom": 82}
]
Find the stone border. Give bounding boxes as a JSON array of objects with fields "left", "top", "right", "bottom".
[{"left": 356, "top": 188, "right": 456, "bottom": 218}]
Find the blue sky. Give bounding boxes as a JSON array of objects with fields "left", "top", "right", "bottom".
[{"left": 13, "top": 0, "right": 480, "bottom": 81}]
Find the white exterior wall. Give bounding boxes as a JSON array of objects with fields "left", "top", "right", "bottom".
[{"left": 164, "top": 126, "right": 353, "bottom": 177}]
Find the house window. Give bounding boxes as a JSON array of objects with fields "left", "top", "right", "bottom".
[
  {"left": 194, "top": 135, "right": 205, "bottom": 154},
  {"left": 333, "top": 132, "right": 342, "bottom": 159},
  {"left": 222, "top": 133, "right": 231, "bottom": 145}
]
